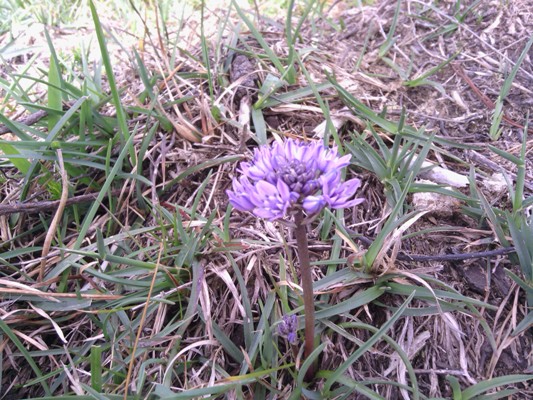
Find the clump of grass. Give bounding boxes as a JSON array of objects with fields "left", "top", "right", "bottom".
[{"left": 489, "top": 35, "right": 533, "bottom": 140}]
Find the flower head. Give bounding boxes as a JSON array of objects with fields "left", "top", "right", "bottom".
[
  {"left": 278, "top": 314, "right": 298, "bottom": 344},
  {"left": 227, "top": 139, "right": 364, "bottom": 220}
]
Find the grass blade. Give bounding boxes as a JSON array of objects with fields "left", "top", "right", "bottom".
[
  {"left": 231, "top": 0, "right": 288, "bottom": 82},
  {"left": 0, "top": 318, "right": 51, "bottom": 395},
  {"left": 378, "top": 0, "right": 402, "bottom": 58},
  {"left": 322, "top": 291, "right": 416, "bottom": 394},
  {"left": 462, "top": 375, "right": 533, "bottom": 399},
  {"left": 489, "top": 33, "right": 533, "bottom": 139},
  {"left": 89, "top": 0, "right": 134, "bottom": 162}
]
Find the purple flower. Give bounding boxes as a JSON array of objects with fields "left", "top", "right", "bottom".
[
  {"left": 227, "top": 139, "right": 364, "bottom": 220},
  {"left": 278, "top": 314, "right": 298, "bottom": 344}
]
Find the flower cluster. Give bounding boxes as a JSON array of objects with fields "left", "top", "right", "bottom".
[
  {"left": 278, "top": 314, "right": 298, "bottom": 344},
  {"left": 227, "top": 139, "right": 364, "bottom": 220}
]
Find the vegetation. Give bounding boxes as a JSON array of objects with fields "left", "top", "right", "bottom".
[{"left": 0, "top": 0, "right": 531, "bottom": 398}]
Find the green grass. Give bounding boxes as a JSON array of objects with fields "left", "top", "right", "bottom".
[{"left": 0, "top": 0, "right": 532, "bottom": 398}]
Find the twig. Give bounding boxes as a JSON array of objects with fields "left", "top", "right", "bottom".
[
  {"left": 39, "top": 149, "right": 69, "bottom": 282},
  {"left": 452, "top": 63, "right": 533, "bottom": 134},
  {"left": 467, "top": 150, "right": 533, "bottom": 191},
  {"left": 0, "top": 110, "right": 48, "bottom": 136},
  {"left": 397, "top": 247, "right": 516, "bottom": 262},
  {"left": 351, "top": 233, "right": 516, "bottom": 262},
  {"left": 0, "top": 190, "right": 120, "bottom": 216}
]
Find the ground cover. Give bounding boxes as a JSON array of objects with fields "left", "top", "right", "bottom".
[{"left": 0, "top": 0, "right": 532, "bottom": 398}]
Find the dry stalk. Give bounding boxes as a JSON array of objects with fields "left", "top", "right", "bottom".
[
  {"left": 39, "top": 149, "right": 69, "bottom": 282},
  {"left": 123, "top": 242, "right": 162, "bottom": 399},
  {"left": 0, "top": 288, "right": 122, "bottom": 301}
]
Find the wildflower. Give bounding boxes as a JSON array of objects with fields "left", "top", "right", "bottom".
[
  {"left": 278, "top": 314, "right": 298, "bottom": 344},
  {"left": 227, "top": 139, "right": 364, "bottom": 220},
  {"left": 227, "top": 139, "right": 364, "bottom": 380}
]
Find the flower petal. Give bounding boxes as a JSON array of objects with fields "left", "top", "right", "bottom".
[
  {"left": 330, "top": 197, "right": 365, "bottom": 209},
  {"left": 254, "top": 207, "right": 283, "bottom": 220},
  {"left": 227, "top": 190, "right": 255, "bottom": 211},
  {"left": 325, "top": 178, "right": 364, "bottom": 209},
  {"left": 227, "top": 177, "right": 256, "bottom": 211},
  {"left": 302, "top": 195, "right": 326, "bottom": 214},
  {"left": 254, "top": 180, "right": 277, "bottom": 198}
]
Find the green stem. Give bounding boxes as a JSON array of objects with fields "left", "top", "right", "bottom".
[{"left": 294, "top": 210, "right": 316, "bottom": 380}]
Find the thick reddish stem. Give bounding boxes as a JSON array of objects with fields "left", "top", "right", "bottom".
[{"left": 294, "top": 210, "right": 316, "bottom": 380}]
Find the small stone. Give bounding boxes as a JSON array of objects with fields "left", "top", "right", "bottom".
[
  {"left": 412, "top": 180, "right": 462, "bottom": 217},
  {"left": 482, "top": 172, "right": 507, "bottom": 193}
]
